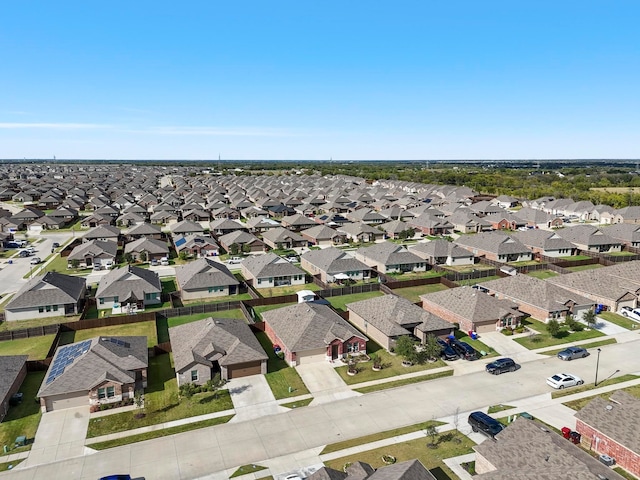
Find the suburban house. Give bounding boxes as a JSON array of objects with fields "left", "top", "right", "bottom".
[
  {"left": 408, "top": 213, "right": 454, "bottom": 236},
  {"left": 173, "top": 235, "right": 220, "bottom": 258},
  {"left": 0, "top": 356, "right": 28, "bottom": 422},
  {"left": 67, "top": 239, "right": 118, "bottom": 269},
  {"left": 409, "top": 240, "right": 475, "bottom": 266},
  {"left": 512, "top": 230, "right": 575, "bottom": 258},
  {"left": 546, "top": 261, "right": 640, "bottom": 311},
  {"left": 209, "top": 218, "right": 247, "bottom": 237},
  {"left": 308, "top": 459, "right": 436, "bottom": 480},
  {"left": 337, "top": 222, "right": 384, "bottom": 243},
  {"left": 420, "top": 287, "right": 524, "bottom": 333},
  {"left": 574, "top": 391, "right": 640, "bottom": 478},
  {"left": 300, "top": 247, "right": 372, "bottom": 284},
  {"left": 169, "top": 317, "right": 268, "bottom": 383},
  {"left": 477, "top": 275, "right": 594, "bottom": 323},
  {"left": 95, "top": 265, "right": 162, "bottom": 311},
  {"left": 4, "top": 272, "right": 86, "bottom": 321},
  {"left": 245, "top": 216, "right": 281, "bottom": 234},
  {"left": 355, "top": 241, "right": 427, "bottom": 274},
  {"left": 124, "top": 237, "right": 169, "bottom": 262},
  {"left": 82, "top": 224, "right": 121, "bottom": 243},
  {"left": 446, "top": 210, "right": 492, "bottom": 234},
  {"left": 175, "top": 258, "right": 240, "bottom": 300},
  {"left": 170, "top": 219, "right": 206, "bottom": 236},
  {"left": 279, "top": 213, "right": 318, "bottom": 231},
  {"left": 601, "top": 223, "right": 640, "bottom": 248},
  {"left": 493, "top": 194, "right": 520, "bottom": 209},
  {"left": 125, "top": 222, "right": 163, "bottom": 240},
  {"left": 80, "top": 212, "right": 113, "bottom": 228},
  {"left": 473, "top": 417, "right": 625, "bottom": 480},
  {"left": 554, "top": 225, "right": 623, "bottom": 253},
  {"left": 218, "top": 230, "right": 266, "bottom": 254},
  {"left": 261, "top": 227, "right": 307, "bottom": 250},
  {"left": 483, "top": 211, "right": 526, "bottom": 231},
  {"left": 454, "top": 231, "right": 534, "bottom": 263},
  {"left": 262, "top": 303, "right": 368, "bottom": 366},
  {"left": 346, "top": 295, "right": 453, "bottom": 351},
  {"left": 37, "top": 336, "right": 148, "bottom": 412},
  {"left": 241, "top": 252, "right": 307, "bottom": 289},
  {"left": 515, "top": 207, "right": 564, "bottom": 229},
  {"left": 300, "top": 224, "right": 348, "bottom": 246}
]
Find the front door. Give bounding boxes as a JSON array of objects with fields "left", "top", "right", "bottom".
[{"left": 331, "top": 344, "right": 339, "bottom": 360}]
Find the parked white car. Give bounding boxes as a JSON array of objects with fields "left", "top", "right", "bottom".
[
  {"left": 546, "top": 373, "right": 583, "bottom": 389},
  {"left": 617, "top": 306, "right": 640, "bottom": 322}
]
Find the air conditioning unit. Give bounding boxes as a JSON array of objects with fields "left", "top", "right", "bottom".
[{"left": 599, "top": 454, "right": 615, "bottom": 466}]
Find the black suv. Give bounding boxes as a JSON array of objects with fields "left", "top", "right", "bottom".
[
  {"left": 485, "top": 357, "right": 517, "bottom": 375},
  {"left": 449, "top": 339, "right": 477, "bottom": 360},
  {"left": 436, "top": 338, "right": 459, "bottom": 361}
]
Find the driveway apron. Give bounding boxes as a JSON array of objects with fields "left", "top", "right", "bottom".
[
  {"left": 23, "top": 405, "right": 91, "bottom": 467},
  {"left": 227, "top": 375, "right": 284, "bottom": 422},
  {"left": 296, "top": 362, "right": 360, "bottom": 405}
]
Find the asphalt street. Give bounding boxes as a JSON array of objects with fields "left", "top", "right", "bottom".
[{"left": 1, "top": 335, "right": 638, "bottom": 480}]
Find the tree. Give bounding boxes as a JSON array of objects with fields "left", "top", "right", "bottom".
[
  {"left": 205, "top": 373, "right": 228, "bottom": 399},
  {"left": 546, "top": 318, "right": 560, "bottom": 337},
  {"left": 423, "top": 334, "right": 442, "bottom": 362},
  {"left": 124, "top": 252, "right": 133, "bottom": 264},
  {"left": 178, "top": 250, "right": 188, "bottom": 261},
  {"left": 70, "top": 259, "right": 80, "bottom": 269},
  {"left": 584, "top": 310, "right": 597, "bottom": 329},
  {"left": 395, "top": 335, "right": 418, "bottom": 364},
  {"left": 139, "top": 251, "right": 147, "bottom": 262},
  {"left": 241, "top": 243, "right": 251, "bottom": 254},
  {"left": 229, "top": 243, "right": 239, "bottom": 255},
  {"left": 425, "top": 423, "right": 439, "bottom": 448}
]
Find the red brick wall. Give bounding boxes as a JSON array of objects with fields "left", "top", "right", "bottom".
[
  {"left": 264, "top": 322, "right": 295, "bottom": 366},
  {"left": 576, "top": 419, "right": 640, "bottom": 477},
  {"left": 421, "top": 299, "right": 474, "bottom": 332}
]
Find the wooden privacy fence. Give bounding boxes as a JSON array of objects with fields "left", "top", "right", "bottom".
[
  {"left": 0, "top": 324, "right": 59, "bottom": 342},
  {"left": 155, "top": 301, "right": 243, "bottom": 319}
]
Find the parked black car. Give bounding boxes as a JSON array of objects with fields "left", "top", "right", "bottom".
[
  {"left": 485, "top": 357, "right": 517, "bottom": 375},
  {"left": 436, "top": 338, "right": 459, "bottom": 361},
  {"left": 449, "top": 339, "right": 477, "bottom": 360}
]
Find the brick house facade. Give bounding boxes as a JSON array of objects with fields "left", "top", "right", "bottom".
[{"left": 576, "top": 420, "right": 640, "bottom": 477}]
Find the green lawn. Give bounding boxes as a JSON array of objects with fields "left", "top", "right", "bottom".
[
  {"left": 599, "top": 311, "right": 638, "bottom": 330},
  {"left": 258, "top": 283, "right": 320, "bottom": 298},
  {"left": 527, "top": 270, "right": 559, "bottom": 280},
  {"left": 230, "top": 464, "right": 268, "bottom": 478},
  {"left": 182, "top": 293, "right": 254, "bottom": 305},
  {"left": 487, "top": 404, "right": 515, "bottom": 414},
  {"left": 0, "top": 372, "right": 45, "bottom": 457},
  {"left": 540, "top": 338, "right": 617, "bottom": 356},
  {"left": 161, "top": 278, "right": 177, "bottom": 294},
  {"left": 86, "top": 354, "right": 234, "bottom": 438},
  {"left": 386, "top": 270, "right": 445, "bottom": 280},
  {"left": 565, "top": 264, "right": 603, "bottom": 272},
  {"left": 454, "top": 331, "right": 498, "bottom": 357},
  {"left": 563, "top": 381, "right": 640, "bottom": 411},
  {"left": 43, "top": 254, "right": 92, "bottom": 275},
  {"left": 166, "top": 309, "right": 246, "bottom": 329},
  {"left": 66, "top": 321, "right": 158, "bottom": 348},
  {"left": 327, "top": 291, "right": 384, "bottom": 312},
  {"left": 89, "top": 415, "right": 234, "bottom": 450},
  {"left": 515, "top": 318, "right": 604, "bottom": 349},
  {"left": 325, "top": 430, "right": 475, "bottom": 480},
  {"left": 354, "top": 370, "right": 453, "bottom": 393},
  {"left": 392, "top": 284, "right": 448, "bottom": 303},
  {"left": 0, "top": 459, "right": 24, "bottom": 472},
  {"left": 0, "top": 335, "right": 55, "bottom": 360},
  {"left": 321, "top": 420, "right": 444, "bottom": 454},
  {"left": 335, "top": 347, "right": 447, "bottom": 385},
  {"left": 281, "top": 398, "right": 313, "bottom": 409},
  {"left": 254, "top": 331, "right": 309, "bottom": 399}
]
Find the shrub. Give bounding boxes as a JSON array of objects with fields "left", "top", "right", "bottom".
[
  {"left": 502, "top": 328, "right": 513, "bottom": 336},
  {"left": 546, "top": 319, "right": 561, "bottom": 337}
]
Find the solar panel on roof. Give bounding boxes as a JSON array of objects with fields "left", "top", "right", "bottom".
[{"left": 175, "top": 237, "right": 187, "bottom": 247}]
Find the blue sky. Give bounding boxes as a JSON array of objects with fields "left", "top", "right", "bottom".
[{"left": 1, "top": 1, "right": 639, "bottom": 160}]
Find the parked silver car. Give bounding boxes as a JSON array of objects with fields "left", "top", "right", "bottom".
[{"left": 557, "top": 346, "right": 589, "bottom": 361}]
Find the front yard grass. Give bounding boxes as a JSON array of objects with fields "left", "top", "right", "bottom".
[
  {"left": 514, "top": 318, "right": 604, "bottom": 350},
  {"left": 599, "top": 311, "right": 638, "bottom": 330},
  {"left": 254, "top": 331, "right": 310, "bottom": 399},
  {"left": 324, "top": 431, "right": 475, "bottom": 480},
  {"left": 335, "top": 347, "right": 447, "bottom": 385},
  {"left": 527, "top": 270, "right": 559, "bottom": 280},
  {"left": 326, "top": 291, "right": 384, "bottom": 312},
  {"left": 0, "top": 372, "right": 45, "bottom": 457},
  {"left": 554, "top": 374, "right": 640, "bottom": 400},
  {"left": 354, "top": 370, "right": 453, "bottom": 393},
  {"left": 540, "top": 338, "right": 617, "bottom": 356},
  {"left": 0, "top": 335, "right": 55, "bottom": 360},
  {"left": 89, "top": 415, "right": 234, "bottom": 450},
  {"left": 487, "top": 404, "right": 515, "bottom": 414},
  {"left": 67, "top": 320, "right": 158, "bottom": 348},
  {"left": 321, "top": 420, "right": 444, "bottom": 455},
  {"left": 563, "top": 381, "right": 640, "bottom": 411},
  {"left": 392, "top": 283, "right": 448, "bottom": 303},
  {"left": 230, "top": 464, "right": 268, "bottom": 478},
  {"left": 0, "top": 459, "right": 24, "bottom": 472},
  {"left": 454, "top": 331, "right": 498, "bottom": 357},
  {"left": 281, "top": 398, "right": 313, "bottom": 409},
  {"left": 86, "top": 354, "right": 234, "bottom": 438}
]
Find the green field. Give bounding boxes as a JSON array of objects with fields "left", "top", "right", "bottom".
[
  {"left": 515, "top": 318, "right": 604, "bottom": 349},
  {"left": 0, "top": 335, "right": 55, "bottom": 360},
  {"left": 391, "top": 283, "right": 448, "bottom": 303},
  {"left": 327, "top": 291, "right": 385, "bottom": 312}
]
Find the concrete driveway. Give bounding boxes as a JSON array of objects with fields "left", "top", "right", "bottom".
[
  {"left": 23, "top": 406, "right": 91, "bottom": 468},
  {"left": 227, "top": 375, "right": 285, "bottom": 422},
  {"left": 296, "top": 362, "right": 360, "bottom": 405}
]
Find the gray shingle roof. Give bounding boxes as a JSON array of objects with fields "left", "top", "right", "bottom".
[
  {"left": 357, "top": 241, "right": 424, "bottom": 266},
  {"left": 301, "top": 247, "right": 370, "bottom": 275},
  {"left": 82, "top": 224, "right": 121, "bottom": 240},
  {"left": 175, "top": 258, "right": 239, "bottom": 291},
  {"left": 126, "top": 222, "right": 162, "bottom": 236},
  {"left": 124, "top": 237, "right": 169, "bottom": 255},
  {"left": 95, "top": 265, "right": 161, "bottom": 301},
  {"left": 554, "top": 224, "right": 620, "bottom": 247},
  {"left": 347, "top": 295, "right": 452, "bottom": 336},
  {"left": 301, "top": 224, "right": 342, "bottom": 240},
  {"left": 38, "top": 336, "right": 148, "bottom": 397},
  {"left": 511, "top": 230, "right": 574, "bottom": 251},
  {"left": 68, "top": 239, "right": 118, "bottom": 260},
  {"left": 169, "top": 219, "right": 205, "bottom": 234},
  {"left": 454, "top": 231, "right": 531, "bottom": 255},
  {"left": 242, "top": 252, "right": 305, "bottom": 278},
  {"left": 421, "top": 287, "right": 522, "bottom": 323},
  {"left": 262, "top": 303, "right": 367, "bottom": 352},
  {"left": 169, "top": 317, "right": 267, "bottom": 373},
  {"left": 0, "top": 355, "right": 28, "bottom": 403},
  {"left": 6, "top": 272, "right": 86, "bottom": 310},
  {"left": 261, "top": 227, "right": 305, "bottom": 243},
  {"left": 410, "top": 240, "right": 472, "bottom": 260}
]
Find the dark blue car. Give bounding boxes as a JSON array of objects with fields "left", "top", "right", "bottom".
[{"left": 436, "top": 338, "right": 459, "bottom": 360}]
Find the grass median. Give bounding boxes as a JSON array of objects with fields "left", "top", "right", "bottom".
[{"left": 354, "top": 370, "right": 453, "bottom": 394}]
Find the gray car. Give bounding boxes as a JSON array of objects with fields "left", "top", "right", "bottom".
[{"left": 557, "top": 346, "right": 589, "bottom": 361}]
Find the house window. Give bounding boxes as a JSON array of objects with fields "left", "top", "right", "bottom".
[
  {"left": 191, "top": 370, "right": 199, "bottom": 382},
  {"left": 53, "top": 305, "right": 58, "bottom": 312},
  {"left": 46, "top": 305, "right": 51, "bottom": 312},
  {"left": 347, "top": 342, "right": 360, "bottom": 353},
  {"left": 106, "top": 386, "right": 115, "bottom": 398},
  {"left": 257, "top": 278, "right": 262, "bottom": 285},
  {"left": 113, "top": 296, "right": 119, "bottom": 303},
  {"left": 99, "top": 298, "right": 104, "bottom": 305},
  {"left": 39, "top": 306, "right": 44, "bottom": 313},
  {"left": 98, "top": 388, "right": 106, "bottom": 399},
  {"left": 208, "top": 287, "right": 214, "bottom": 293}
]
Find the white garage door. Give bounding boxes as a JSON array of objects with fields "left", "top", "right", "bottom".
[
  {"left": 297, "top": 348, "right": 328, "bottom": 365},
  {"left": 617, "top": 299, "right": 635, "bottom": 310},
  {"left": 47, "top": 393, "right": 88, "bottom": 412}
]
